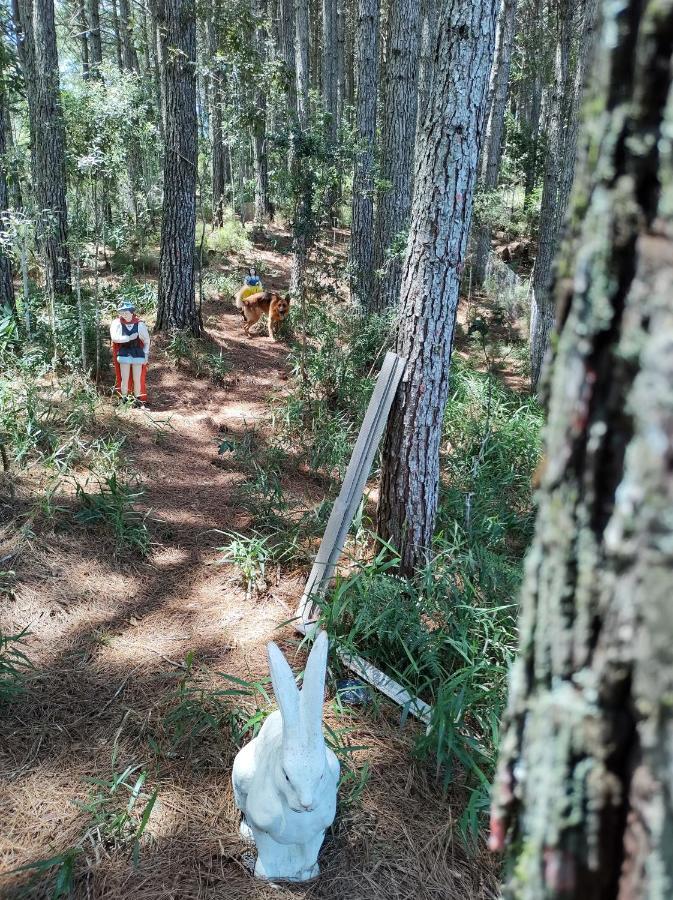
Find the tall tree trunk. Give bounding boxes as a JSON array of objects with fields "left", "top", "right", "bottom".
[
  {"left": 290, "top": 0, "right": 312, "bottom": 301},
  {"left": 253, "top": 0, "right": 271, "bottom": 222},
  {"left": 207, "top": 0, "right": 226, "bottom": 226},
  {"left": 0, "top": 82, "right": 15, "bottom": 315},
  {"left": 414, "top": 0, "right": 437, "bottom": 140},
  {"left": 149, "top": 0, "right": 166, "bottom": 137},
  {"left": 344, "top": 0, "right": 355, "bottom": 109},
  {"left": 119, "top": 0, "right": 140, "bottom": 71},
  {"left": 336, "top": 0, "right": 346, "bottom": 133},
  {"left": 110, "top": 0, "right": 125, "bottom": 71},
  {"left": 529, "top": 0, "right": 597, "bottom": 390},
  {"left": 322, "top": 0, "right": 338, "bottom": 218},
  {"left": 1, "top": 98, "right": 22, "bottom": 209},
  {"left": 155, "top": 0, "right": 199, "bottom": 334},
  {"left": 138, "top": 0, "right": 153, "bottom": 76},
  {"left": 371, "top": 0, "right": 421, "bottom": 312},
  {"left": 12, "top": 0, "right": 72, "bottom": 297},
  {"left": 377, "top": 0, "right": 498, "bottom": 574},
  {"left": 472, "top": 0, "right": 518, "bottom": 285},
  {"left": 491, "top": 3, "right": 673, "bottom": 896},
  {"left": 77, "top": 1, "right": 90, "bottom": 80},
  {"left": 521, "top": 0, "right": 543, "bottom": 200},
  {"left": 280, "top": 0, "right": 297, "bottom": 121},
  {"left": 87, "top": 0, "right": 103, "bottom": 74},
  {"left": 349, "top": 0, "right": 379, "bottom": 307}
]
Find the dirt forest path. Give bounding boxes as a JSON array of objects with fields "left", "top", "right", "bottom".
[{"left": 0, "top": 233, "right": 498, "bottom": 900}]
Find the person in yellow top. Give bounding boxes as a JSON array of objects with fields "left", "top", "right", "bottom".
[{"left": 237, "top": 266, "right": 263, "bottom": 302}]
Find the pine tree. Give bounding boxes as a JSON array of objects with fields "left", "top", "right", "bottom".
[
  {"left": 155, "top": 0, "right": 200, "bottom": 334},
  {"left": 377, "top": 0, "right": 499, "bottom": 574},
  {"left": 349, "top": 0, "right": 379, "bottom": 308},
  {"left": 529, "top": 0, "right": 597, "bottom": 389},
  {"left": 472, "top": 0, "right": 518, "bottom": 285},
  {"left": 12, "top": 0, "right": 72, "bottom": 297},
  {"left": 0, "top": 76, "right": 15, "bottom": 314},
  {"left": 370, "top": 0, "right": 421, "bottom": 313}
]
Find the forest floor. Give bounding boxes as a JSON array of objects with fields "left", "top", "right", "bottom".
[{"left": 0, "top": 227, "right": 501, "bottom": 900}]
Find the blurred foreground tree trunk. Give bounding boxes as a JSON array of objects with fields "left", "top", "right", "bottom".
[
  {"left": 12, "top": 0, "right": 72, "bottom": 297},
  {"left": 377, "top": 0, "right": 498, "bottom": 573},
  {"left": 491, "top": 2, "right": 673, "bottom": 896},
  {"left": 155, "top": 0, "right": 200, "bottom": 334}
]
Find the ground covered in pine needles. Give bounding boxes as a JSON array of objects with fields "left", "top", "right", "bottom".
[{"left": 0, "top": 229, "right": 501, "bottom": 899}]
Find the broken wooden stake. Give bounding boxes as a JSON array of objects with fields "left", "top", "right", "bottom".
[{"left": 293, "top": 351, "right": 433, "bottom": 727}]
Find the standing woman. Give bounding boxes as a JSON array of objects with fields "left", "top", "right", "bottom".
[{"left": 110, "top": 301, "right": 151, "bottom": 405}]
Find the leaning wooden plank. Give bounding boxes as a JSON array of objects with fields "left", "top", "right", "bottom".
[
  {"left": 295, "top": 350, "right": 406, "bottom": 631},
  {"left": 295, "top": 613, "right": 432, "bottom": 726},
  {"left": 339, "top": 652, "right": 433, "bottom": 724}
]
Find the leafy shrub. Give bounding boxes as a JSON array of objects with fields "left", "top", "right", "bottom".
[
  {"left": 274, "top": 303, "right": 395, "bottom": 476},
  {"left": 197, "top": 210, "right": 251, "bottom": 257}
]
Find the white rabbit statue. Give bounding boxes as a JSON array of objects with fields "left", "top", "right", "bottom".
[{"left": 232, "top": 631, "right": 340, "bottom": 882}]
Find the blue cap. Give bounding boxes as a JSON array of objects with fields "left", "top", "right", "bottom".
[{"left": 118, "top": 301, "right": 136, "bottom": 312}]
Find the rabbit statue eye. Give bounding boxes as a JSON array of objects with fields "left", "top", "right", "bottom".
[{"left": 284, "top": 771, "right": 290, "bottom": 783}]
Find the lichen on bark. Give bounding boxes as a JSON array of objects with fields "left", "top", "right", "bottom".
[{"left": 492, "top": 2, "right": 673, "bottom": 898}]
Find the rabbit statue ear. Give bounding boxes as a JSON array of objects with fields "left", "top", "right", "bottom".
[
  {"left": 267, "top": 642, "right": 300, "bottom": 733},
  {"left": 300, "top": 631, "right": 328, "bottom": 738}
]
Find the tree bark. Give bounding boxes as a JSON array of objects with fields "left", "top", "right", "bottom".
[
  {"left": 336, "top": 0, "right": 346, "bottom": 132},
  {"left": 87, "top": 0, "right": 103, "bottom": 74},
  {"left": 348, "top": 0, "right": 379, "bottom": 307},
  {"left": 155, "top": 0, "right": 200, "bottom": 335},
  {"left": 521, "top": 0, "right": 543, "bottom": 200},
  {"left": 119, "top": 0, "right": 140, "bottom": 71},
  {"left": 77, "top": 1, "right": 90, "bottom": 80},
  {"left": 529, "top": 0, "right": 597, "bottom": 390},
  {"left": 149, "top": 0, "right": 167, "bottom": 136},
  {"left": 491, "top": 3, "right": 673, "bottom": 896},
  {"left": 290, "top": 0, "right": 312, "bottom": 301},
  {"left": 371, "top": 0, "right": 421, "bottom": 313},
  {"left": 472, "top": 0, "right": 518, "bottom": 285},
  {"left": 1, "top": 96, "right": 22, "bottom": 210},
  {"left": 12, "top": 0, "right": 71, "bottom": 297},
  {"left": 253, "top": 0, "right": 271, "bottom": 222},
  {"left": 414, "top": 0, "right": 437, "bottom": 140},
  {"left": 110, "top": 0, "right": 125, "bottom": 71},
  {"left": 207, "top": 0, "right": 226, "bottom": 226},
  {"left": 0, "top": 81, "right": 15, "bottom": 315},
  {"left": 377, "top": 0, "right": 498, "bottom": 574},
  {"left": 322, "top": 0, "right": 338, "bottom": 217},
  {"left": 280, "top": 0, "right": 297, "bottom": 120}
]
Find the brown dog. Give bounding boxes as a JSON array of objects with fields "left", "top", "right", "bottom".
[{"left": 235, "top": 290, "right": 290, "bottom": 341}]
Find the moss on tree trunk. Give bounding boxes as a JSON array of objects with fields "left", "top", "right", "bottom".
[{"left": 492, "top": 2, "right": 673, "bottom": 896}]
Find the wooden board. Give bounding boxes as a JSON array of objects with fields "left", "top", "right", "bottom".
[
  {"left": 292, "top": 351, "right": 433, "bottom": 728},
  {"left": 294, "top": 350, "right": 406, "bottom": 630}
]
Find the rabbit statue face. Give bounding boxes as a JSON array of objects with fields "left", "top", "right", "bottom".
[
  {"left": 268, "top": 638, "right": 329, "bottom": 813},
  {"left": 232, "top": 631, "right": 340, "bottom": 882}
]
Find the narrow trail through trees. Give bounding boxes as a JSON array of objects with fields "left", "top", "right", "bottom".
[{"left": 0, "top": 234, "right": 499, "bottom": 899}]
